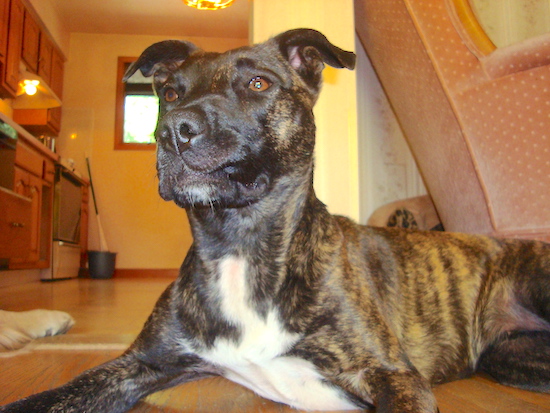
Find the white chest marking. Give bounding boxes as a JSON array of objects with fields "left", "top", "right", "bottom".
[{"left": 198, "top": 256, "right": 358, "bottom": 411}]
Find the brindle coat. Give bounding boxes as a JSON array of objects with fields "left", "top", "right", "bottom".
[{"left": 1, "top": 29, "right": 549, "bottom": 413}]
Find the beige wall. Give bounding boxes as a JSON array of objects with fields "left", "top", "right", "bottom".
[
  {"left": 61, "top": 33, "right": 247, "bottom": 269},
  {"left": 251, "top": 0, "right": 360, "bottom": 221}
]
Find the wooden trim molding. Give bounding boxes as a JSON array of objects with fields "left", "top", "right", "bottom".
[
  {"left": 0, "top": 269, "right": 41, "bottom": 288},
  {"left": 114, "top": 56, "right": 156, "bottom": 151},
  {"left": 446, "top": 0, "right": 496, "bottom": 58}
]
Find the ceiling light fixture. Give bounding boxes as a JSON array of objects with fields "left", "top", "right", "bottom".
[{"left": 182, "top": 0, "right": 235, "bottom": 11}]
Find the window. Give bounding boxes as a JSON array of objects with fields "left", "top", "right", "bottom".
[{"left": 115, "top": 57, "right": 158, "bottom": 150}]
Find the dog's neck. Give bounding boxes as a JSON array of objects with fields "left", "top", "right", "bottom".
[
  {"left": 188, "top": 168, "right": 316, "bottom": 250},
  {"left": 183, "top": 175, "right": 336, "bottom": 329},
  {"left": 185, "top": 170, "right": 334, "bottom": 300}
]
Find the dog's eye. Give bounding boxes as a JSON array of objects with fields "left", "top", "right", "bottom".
[
  {"left": 249, "top": 77, "right": 271, "bottom": 92},
  {"left": 164, "top": 88, "right": 179, "bottom": 102}
]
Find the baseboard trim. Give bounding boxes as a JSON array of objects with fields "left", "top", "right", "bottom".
[
  {"left": 113, "top": 268, "right": 179, "bottom": 278},
  {"left": 0, "top": 269, "right": 41, "bottom": 288}
]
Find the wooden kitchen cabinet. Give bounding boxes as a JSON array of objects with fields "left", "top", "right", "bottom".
[
  {"left": 0, "top": 108, "right": 58, "bottom": 270},
  {"left": 0, "top": 0, "right": 9, "bottom": 61},
  {"left": 9, "top": 140, "right": 55, "bottom": 269},
  {"left": 0, "top": 187, "right": 32, "bottom": 263},
  {"left": 21, "top": 6, "right": 39, "bottom": 73},
  {"left": 2, "top": 0, "right": 66, "bottom": 140},
  {"left": 0, "top": 0, "right": 24, "bottom": 98},
  {"left": 12, "top": 33, "right": 65, "bottom": 135},
  {"left": 21, "top": 3, "right": 61, "bottom": 92},
  {"left": 12, "top": 167, "right": 42, "bottom": 265},
  {"left": 1, "top": 0, "right": 65, "bottom": 106},
  {"left": 13, "top": 106, "right": 62, "bottom": 135}
]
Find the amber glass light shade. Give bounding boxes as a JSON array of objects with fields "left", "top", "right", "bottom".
[{"left": 182, "top": 0, "right": 235, "bottom": 11}]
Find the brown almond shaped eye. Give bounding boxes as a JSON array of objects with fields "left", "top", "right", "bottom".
[
  {"left": 249, "top": 77, "right": 271, "bottom": 92},
  {"left": 164, "top": 88, "right": 178, "bottom": 102}
]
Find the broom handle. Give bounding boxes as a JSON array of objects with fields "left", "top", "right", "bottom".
[
  {"left": 86, "top": 158, "right": 109, "bottom": 251},
  {"left": 86, "top": 158, "right": 99, "bottom": 216}
]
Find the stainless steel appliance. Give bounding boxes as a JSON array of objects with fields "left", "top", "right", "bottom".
[{"left": 41, "top": 165, "right": 83, "bottom": 280}]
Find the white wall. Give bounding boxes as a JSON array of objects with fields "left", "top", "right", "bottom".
[{"left": 355, "top": 36, "right": 426, "bottom": 222}]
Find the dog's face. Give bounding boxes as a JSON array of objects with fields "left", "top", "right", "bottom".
[{"left": 124, "top": 29, "right": 355, "bottom": 209}]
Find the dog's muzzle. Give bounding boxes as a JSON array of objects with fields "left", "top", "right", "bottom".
[
  {"left": 158, "top": 107, "right": 207, "bottom": 156},
  {"left": 155, "top": 104, "right": 272, "bottom": 209}
]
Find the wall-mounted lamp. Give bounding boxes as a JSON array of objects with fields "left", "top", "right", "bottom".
[
  {"left": 13, "top": 70, "right": 62, "bottom": 109},
  {"left": 182, "top": 0, "right": 235, "bottom": 11}
]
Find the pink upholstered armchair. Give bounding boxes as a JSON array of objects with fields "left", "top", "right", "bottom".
[{"left": 355, "top": 0, "right": 550, "bottom": 242}]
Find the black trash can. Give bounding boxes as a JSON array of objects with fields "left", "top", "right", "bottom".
[{"left": 88, "top": 250, "right": 117, "bottom": 279}]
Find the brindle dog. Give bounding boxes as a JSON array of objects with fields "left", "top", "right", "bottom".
[{"left": 1, "top": 29, "right": 549, "bottom": 413}]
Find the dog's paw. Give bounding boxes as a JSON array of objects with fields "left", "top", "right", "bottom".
[
  {"left": 0, "top": 310, "right": 75, "bottom": 351},
  {"left": 0, "top": 326, "right": 33, "bottom": 351}
]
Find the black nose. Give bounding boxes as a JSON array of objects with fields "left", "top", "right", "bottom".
[{"left": 159, "top": 109, "right": 206, "bottom": 154}]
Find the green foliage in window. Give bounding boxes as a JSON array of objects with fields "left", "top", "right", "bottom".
[{"left": 123, "top": 95, "right": 159, "bottom": 144}]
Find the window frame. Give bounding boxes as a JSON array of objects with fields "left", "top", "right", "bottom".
[{"left": 114, "top": 56, "right": 158, "bottom": 151}]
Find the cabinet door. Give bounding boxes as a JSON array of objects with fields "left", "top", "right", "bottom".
[
  {"left": 12, "top": 107, "right": 62, "bottom": 136},
  {"left": 0, "top": 0, "right": 9, "bottom": 60},
  {"left": 0, "top": 187, "right": 32, "bottom": 260},
  {"left": 27, "top": 173, "right": 42, "bottom": 263},
  {"left": 48, "top": 106, "right": 62, "bottom": 134},
  {"left": 13, "top": 165, "right": 28, "bottom": 197},
  {"left": 38, "top": 32, "right": 53, "bottom": 83},
  {"left": 50, "top": 47, "right": 64, "bottom": 99},
  {"left": 1, "top": 0, "right": 24, "bottom": 97},
  {"left": 10, "top": 167, "right": 43, "bottom": 267},
  {"left": 43, "top": 157, "right": 55, "bottom": 183},
  {"left": 21, "top": 8, "right": 40, "bottom": 73}
]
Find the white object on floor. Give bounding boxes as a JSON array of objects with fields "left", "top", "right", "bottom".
[{"left": 0, "top": 309, "right": 75, "bottom": 351}]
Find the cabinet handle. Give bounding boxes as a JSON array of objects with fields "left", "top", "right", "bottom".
[{"left": 10, "top": 222, "right": 26, "bottom": 228}]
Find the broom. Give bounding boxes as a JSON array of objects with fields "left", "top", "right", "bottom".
[{"left": 86, "top": 157, "right": 109, "bottom": 252}]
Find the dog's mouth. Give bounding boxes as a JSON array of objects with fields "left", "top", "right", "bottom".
[
  {"left": 221, "top": 162, "right": 268, "bottom": 190},
  {"left": 216, "top": 161, "right": 270, "bottom": 203},
  {"left": 159, "top": 157, "right": 271, "bottom": 209}
]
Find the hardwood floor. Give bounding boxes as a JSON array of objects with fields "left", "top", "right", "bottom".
[{"left": 1, "top": 278, "right": 549, "bottom": 412}]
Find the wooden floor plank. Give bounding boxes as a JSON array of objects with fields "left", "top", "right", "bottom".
[
  {"left": 1, "top": 278, "right": 549, "bottom": 412},
  {"left": 474, "top": 375, "right": 550, "bottom": 407},
  {"left": 434, "top": 377, "right": 550, "bottom": 412}
]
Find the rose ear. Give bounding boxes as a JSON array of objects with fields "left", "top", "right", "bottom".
[
  {"left": 122, "top": 40, "right": 200, "bottom": 82},
  {"left": 274, "top": 28, "right": 356, "bottom": 89}
]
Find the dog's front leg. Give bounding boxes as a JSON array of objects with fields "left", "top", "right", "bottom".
[
  {"left": 0, "top": 282, "right": 218, "bottom": 413},
  {"left": 336, "top": 367, "right": 439, "bottom": 413},
  {"left": 371, "top": 369, "right": 439, "bottom": 413},
  {"left": 0, "top": 350, "right": 214, "bottom": 413}
]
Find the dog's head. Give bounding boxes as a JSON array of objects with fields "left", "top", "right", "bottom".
[{"left": 124, "top": 29, "right": 355, "bottom": 209}]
